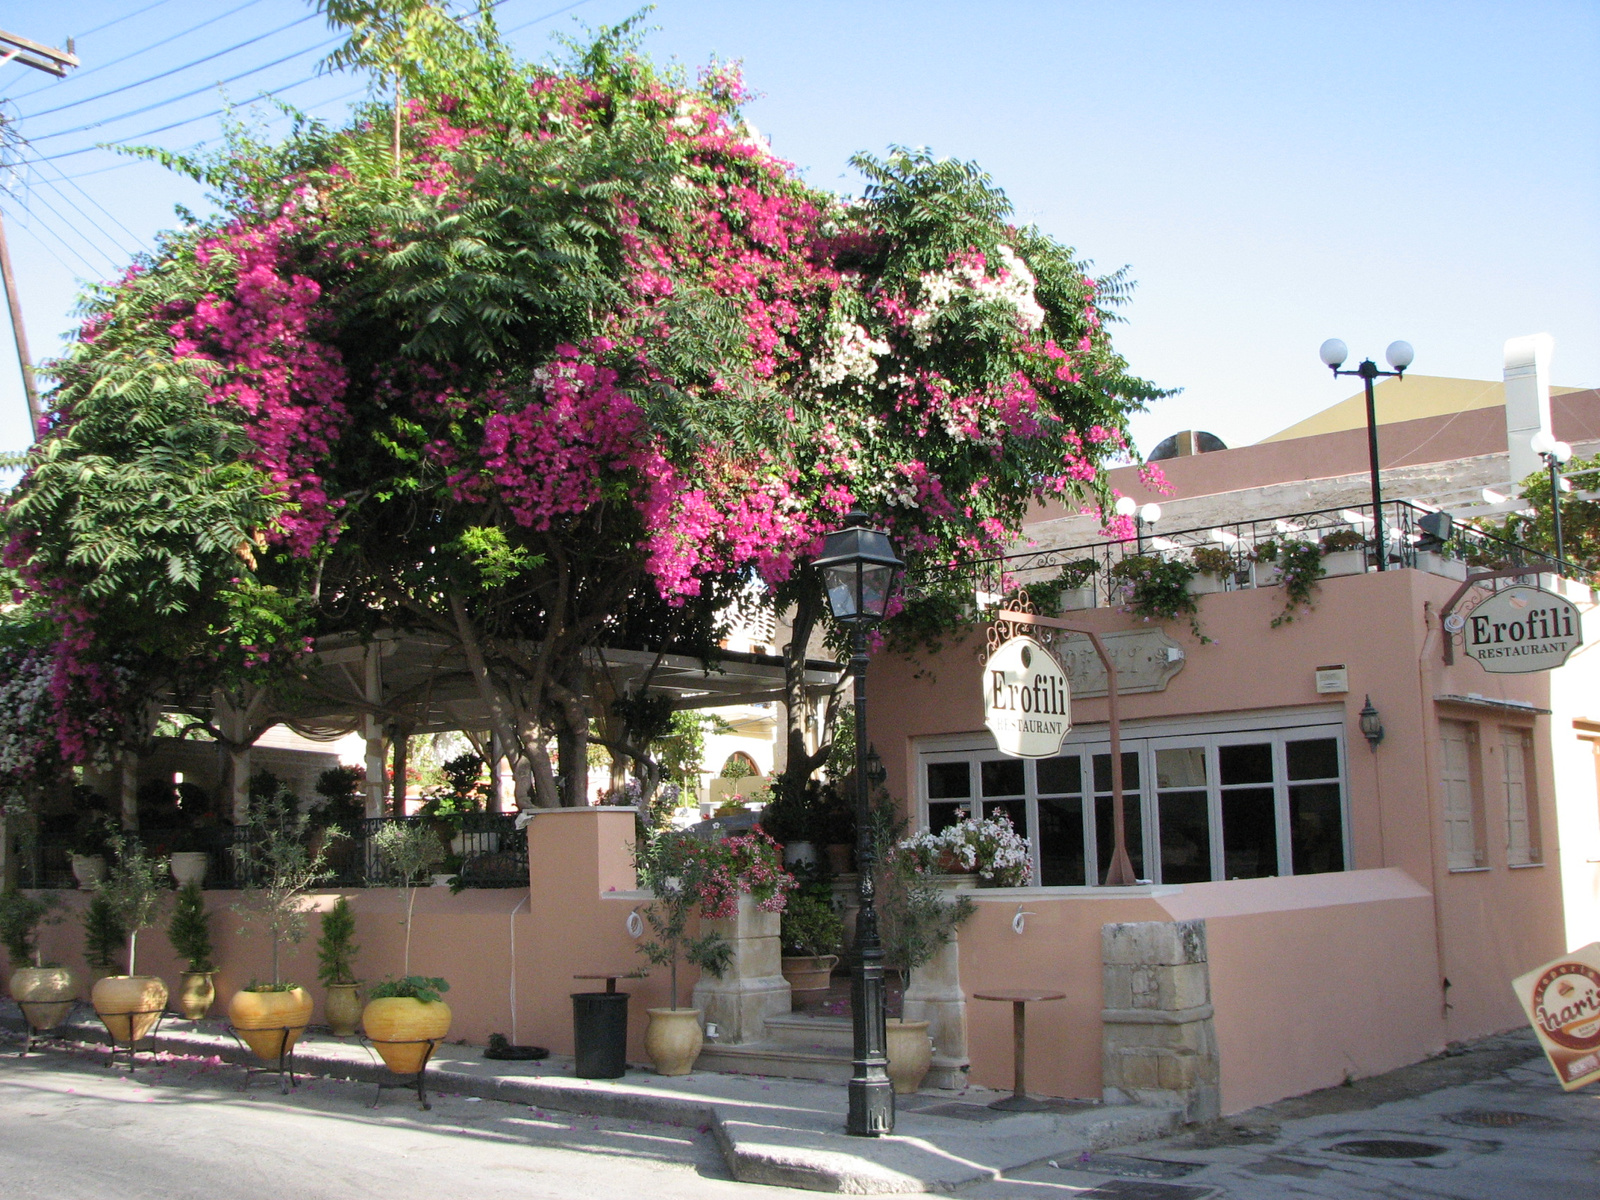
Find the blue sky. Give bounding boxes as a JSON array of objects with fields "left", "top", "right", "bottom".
[{"left": 0, "top": 0, "right": 1594, "bottom": 458}]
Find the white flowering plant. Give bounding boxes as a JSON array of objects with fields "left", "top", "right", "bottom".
[{"left": 893, "top": 813, "right": 1032, "bottom": 888}]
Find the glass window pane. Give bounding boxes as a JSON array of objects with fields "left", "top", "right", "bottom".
[
  {"left": 1093, "top": 751, "right": 1141, "bottom": 793},
  {"left": 1290, "top": 782, "right": 1345, "bottom": 874},
  {"left": 1221, "top": 786, "right": 1278, "bottom": 878},
  {"left": 927, "top": 801, "right": 970, "bottom": 835},
  {"left": 1286, "top": 738, "right": 1339, "bottom": 781},
  {"left": 1095, "top": 793, "right": 1145, "bottom": 882},
  {"left": 1158, "top": 790, "right": 1211, "bottom": 885},
  {"left": 1219, "top": 743, "right": 1273, "bottom": 785},
  {"left": 1038, "top": 755, "right": 1081, "bottom": 796},
  {"left": 1156, "top": 747, "right": 1207, "bottom": 789},
  {"left": 983, "top": 799, "right": 1027, "bottom": 840},
  {"left": 1038, "top": 795, "right": 1086, "bottom": 886},
  {"left": 927, "top": 761, "right": 971, "bottom": 799},
  {"left": 980, "top": 758, "right": 1025, "bottom": 797}
]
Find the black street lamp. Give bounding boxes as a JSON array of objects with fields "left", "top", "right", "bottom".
[
  {"left": 1319, "top": 338, "right": 1414, "bottom": 570},
  {"left": 815, "top": 510, "right": 904, "bottom": 1138},
  {"left": 1530, "top": 430, "right": 1573, "bottom": 569}
]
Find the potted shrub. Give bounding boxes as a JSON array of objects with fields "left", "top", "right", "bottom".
[
  {"left": 1, "top": 889, "right": 75, "bottom": 1033},
  {"left": 228, "top": 787, "right": 334, "bottom": 1061},
  {"left": 1110, "top": 554, "right": 1205, "bottom": 641},
  {"left": 778, "top": 886, "right": 844, "bottom": 1008},
  {"left": 166, "top": 880, "right": 216, "bottom": 1020},
  {"left": 818, "top": 783, "right": 856, "bottom": 876},
  {"left": 166, "top": 825, "right": 209, "bottom": 890},
  {"left": 1319, "top": 528, "right": 1369, "bottom": 578},
  {"left": 633, "top": 830, "right": 735, "bottom": 1075},
  {"left": 90, "top": 831, "right": 171, "bottom": 1046},
  {"left": 1188, "top": 546, "right": 1236, "bottom": 596},
  {"left": 82, "top": 891, "right": 125, "bottom": 987},
  {"left": 70, "top": 816, "right": 110, "bottom": 891},
  {"left": 317, "top": 894, "right": 362, "bottom": 1036},
  {"left": 363, "top": 821, "right": 452, "bottom": 1072}
]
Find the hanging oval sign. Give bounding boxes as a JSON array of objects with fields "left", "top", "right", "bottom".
[
  {"left": 983, "top": 635, "right": 1071, "bottom": 757},
  {"left": 1462, "top": 585, "right": 1583, "bottom": 674}
]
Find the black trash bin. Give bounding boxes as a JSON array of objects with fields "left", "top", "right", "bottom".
[{"left": 571, "top": 990, "right": 630, "bottom": 1078}]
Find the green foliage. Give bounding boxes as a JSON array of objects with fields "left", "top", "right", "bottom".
[
  {"left": 1018, "top": 558, "right": 1099, "bottom": 612},
  {"left": 367, "top": 974, "right": 450, "bottom": 1003},
  {"left": 878, "top": 869, "right": 975, "bottom": 976},
  {"left": 314, "top": 765, "right": 367, "bottom": 828},
  {"left": 1496, "top": 454, "right": 1600, "bottom": 581},
  {"left": 1109, "top": 554, "right": 1205, "bottom": 641},
  {"left": 1190, "top": 546, "right": 1235, "bottom": 578},
  {"left": 233, "top": 786, "right": 337, "bottom": 987},
  {"left": 371, "top": 820, "right": 446, "bottom": 975},
  {"left": 166, "top": 880, "right": 215, "bottom": 972},
  {"left": 98, "top": 830, "right": 170, "bottom": 975},
  {"left": 0, "top": 890, "right": 58, "bottom": 967},
  {"left": 242, "top": 979, "right": 302, "bottom": 993},
  {"left": 317, "top": 895, "right": 361, "bottom": 986},
  {"left": 1262, "top": 540, "right": 1327, "bottom": 628},
  {"left": 779, "top": 887, "right": 843, "bottom": 958},
  {"left": 83, "top": 892, "right": 127, "bottom": 972},
  {"left": 633, "top": 830, "right": 733, "bottom": 1010},
  {"left": 1319, "top": 529, "right": 1367, "bottom": 553}
]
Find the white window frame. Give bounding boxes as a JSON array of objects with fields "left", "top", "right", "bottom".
[{"left": 915, "top": 705, "right": 1350, "bottom": 887}]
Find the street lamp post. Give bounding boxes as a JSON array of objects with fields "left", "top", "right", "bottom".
[
  {"left": 1530, "top": 431, "right": 1573, "bottom": 569},
  {"left": 1319, "top": 339, "right": 1414, "bottom": 570},
  {"left": 814, "top": 510, "right": 904, "bottom": 1138}
]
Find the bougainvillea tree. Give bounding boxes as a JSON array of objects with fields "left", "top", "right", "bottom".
[{"left": 2, "top": 6, "right": 1161, "bottom": 817}]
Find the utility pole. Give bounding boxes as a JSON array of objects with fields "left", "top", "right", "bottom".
[{"left": 0, "top": 27, "right": 79, "bottom": 440}]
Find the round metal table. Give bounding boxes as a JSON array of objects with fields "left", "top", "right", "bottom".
[{"left": 973, "top": 989, "right": 1066, "bottom": 1111}]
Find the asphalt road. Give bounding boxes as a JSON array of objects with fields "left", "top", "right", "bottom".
[{"left": 0, "top": 1048, "right": 781, "bottom": 1200}]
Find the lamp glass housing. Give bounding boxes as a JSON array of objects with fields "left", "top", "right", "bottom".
[
  {"left": 1319, "top": 338, "right": 1348, "bottom": 368},
  {"left": 1358, "top": 695, "right": 1384, "bottom": 747},
  {"left": 1531, "top": 429, "right": 1556, "bottom": 457},
  {"left": 1139, "top": 503, "right": 1162, "bottom": 524},
  {"left": 1113, "top": 495, "right": 1138, "bottom": 517},
  {"left": 1385, "top": 340, "right": 1414, "bottom": 371},
  {"left": 816, "top": 512, "right": 904, "bottom": 626}
]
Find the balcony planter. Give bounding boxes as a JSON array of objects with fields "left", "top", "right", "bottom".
[
  {"left": 1056, "top": 584, "right": 1097, "bottom": 612},
  {"left": 1321, "top": 549, "right": 1367, "bottom": 578},
  {"left": 1186, "top": 572, "right": 1227, "bottom": 596},
  {"left": 71, "top": 854, "right": 106, "bottom": 890},
  {"left": 168, "top": 852, "right": 208, "bottom": 889},
  {"left": 885, "top": 1017, "right": 933, "bottom": 1094},
  {"left": 1416, "top": 550, "right": 1467, "bottom": 581}
]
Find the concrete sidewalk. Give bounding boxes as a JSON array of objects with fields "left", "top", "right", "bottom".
[{"left": 0, "top": 1002, "right": 1179, "bottom": 1194}]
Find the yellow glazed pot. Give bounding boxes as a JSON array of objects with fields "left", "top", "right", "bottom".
[
  {"left": 91, "top": 975, "right": 169, "bottom": 1044},
  {"left": 11, "top": 966, "right": 78, "bottom": 1031},
  {"left": 644, "top": 1007, "right": 704, "bottom": 1076},
  {"left": 228, "top": 987, "right": 314, "bottom": 1061},
  {"left": 323, "top": 983, "right": 362, "bottom": 1037},
  {"left": 177, "top": 971, "right": 215, "bottom": 1020},
  {"left": 362, "top": 997, "right": 452, "bottom": 1073},
  {"left": 885, "top": 1017, "right": 933, "bottom": 1095}
]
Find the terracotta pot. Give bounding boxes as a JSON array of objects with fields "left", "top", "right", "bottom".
[
  {"left": 91, "top": 975, "right": 169, "bottom": 1044},
  {"left": 825, "top": 843, "right": 854, "bottom": 875},
  {"left": 363, "top": 996, "right": 452, "bottom": 1073},
  {"left": 644, "top": 1007, "right": 703, "bottom": 1076},
  {"left": 780, "top": 954, "right": 839, "bottom": 1008},
  {"left": 228, "top": 986, "right": 314, "bottom": 1061},
  {"left": 168, "top": 852, "right": 209, "bottom": 888},
  {"left": 324, "top": 982, "right": 362, "bottom": 1037},
  {"left": 71, "top": 854, "right": 107, "bottom": 890},
  {"left": 11, "top": 966, "right": 78, "bottom": 1031},
  {"left": 885, "top": 1017, "right": 932, "bottom": 1095},
  {"left": 177, "top": 971, "right": 215, "bottom": 1020}
]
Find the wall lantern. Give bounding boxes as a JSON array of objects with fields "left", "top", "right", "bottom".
[
  {"left": 865, "top": 743, "right": 887, "bottom": 789},
  {"left": 1359, "top": 695, "right": 1385, "bottom": 750}
]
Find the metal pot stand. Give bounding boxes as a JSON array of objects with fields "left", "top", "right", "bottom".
[
  {"left": 359, "top": 1034, "right": 441, "bottom": 1110},
  {"left": 222, "top": 1023, "right": 301, "bottom": 1094},
  {"left": 15, "top": 999, "right": 84, "bottom": 1057},
  {"left": 102, "top": 1005, "right": 168, "bottom": 1072}
]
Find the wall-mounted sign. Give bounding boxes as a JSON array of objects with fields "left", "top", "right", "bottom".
[
  {"left": 1513, "top": 942, "right": 1600, "bottom": 1091},
  {"left": 1461, "top": 585, "right": 1583, "bottom": 674},
  {"left": 983, "top": 635, "right": 1071, "bottom": 758},
  {"left": 1051, "top": 628, "right": 1185, "bottom": 697}
]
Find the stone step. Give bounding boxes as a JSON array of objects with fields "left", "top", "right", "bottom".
[
  {"left": 763, "top": 1013, "right": 854, "bottom": 1051},
  {"left": 695, "top": 1040, "right": 855, "bottom": 1084}
]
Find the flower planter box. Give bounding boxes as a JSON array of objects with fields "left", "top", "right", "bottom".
[
  {"left": 1056, "top": 584, "right": 1097, "bottom": 612},
  {"left": 1186, "top": 573, "right": 1227, "bottom": 596},
  {"left": 1251, "top": 563, "right": 1283, "bottom": 588},
  {"left": 1321, "top": 549, "right": 1367, "bottom": 578},
  {"left": 1415, "top": 551, "right": 1467, "bottom": 581}
]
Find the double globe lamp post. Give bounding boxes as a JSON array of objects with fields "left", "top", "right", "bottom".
[
  {"left": 1319, "top": 338, "right": 1414, "bottom": 570},
  {"left": 814, "top": 509, "right": 904, "bottom": 1137}
]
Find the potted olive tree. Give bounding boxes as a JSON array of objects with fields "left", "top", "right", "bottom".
[
  {"left": 778, "top": 886, "right": 843, "bottom": 1008},
  {"left": 82, "top": 892, "right": 125, "bottom": 987},
  {"left": 316, "top": 894, "right": 362, "bottom": 1037},
  {"left": 362, "top": 822, "right": 451, "bottom": 1073},
  {"left": 90, "top": 831, "right": 171, "bottom": 1045},
  {"left": 1, "top": 889, "right": 75, "bottom": 1033},
  {"left": 166, "top": 880, "right": 216, "bottom": 1019},
  {"left": 229, "top": 787, "right": 334, "bottom": 1061},
  {"left": 633, "top": 831, "right": 733, "bottom": 1075}
]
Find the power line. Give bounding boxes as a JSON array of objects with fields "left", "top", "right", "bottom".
[
  {"left": 76, "top": 0, "right": 184, "bottom": 44},
  {"left": 7, "top": 207, "right": 90, "bottom": 281},
  {"left": 29, "top": 173, "right": 141, "bottom": 262},
  {"left": 17, "top": 183, "right": 123, "bottom": 274},
  {"left": 22, "top": 14, "right": 323, "bottom": 123},
  {"left": 9, "top": 0, "right": 277, "bottom": 104},
  {"left": 7, "top": 198, "right": 105, "bottom": 278}
]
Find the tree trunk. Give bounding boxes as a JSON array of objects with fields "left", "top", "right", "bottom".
[
  {"left": 390, "top": 727, "right": 410, "bottom": 817},
  {"left": 777, "top": 576, "right": 833, "bottom": 807},
  {"left": 119, "top": 752, "right": 140, "bottom": 832}
]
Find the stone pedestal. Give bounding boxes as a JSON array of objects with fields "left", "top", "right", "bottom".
[
  {"left": 1101, "top": 918, "right": 1220, "bottom": 1123},
  {"left": 901, "top": 878, "right": 970, "bottom": 1089},
  {"left": 692, "top": 893, "right": 791, "bottom": 1045}
]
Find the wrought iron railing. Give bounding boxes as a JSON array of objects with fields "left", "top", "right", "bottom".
[
  {"left": 25, "top": 813, "right": 526, "bottom": 891},
  {"left": 912, "top": 499, "right": 1563, "bottom": 607}
]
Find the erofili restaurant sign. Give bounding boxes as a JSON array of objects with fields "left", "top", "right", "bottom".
[
  {"left": 1460, "top": 585, "right": 1583, "bottom": 674},
  {"left": 983, "top": 635, "right": 1071, "bottom": 758}
]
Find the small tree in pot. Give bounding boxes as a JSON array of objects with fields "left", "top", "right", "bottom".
[
  {"left": 82, "top": 892, "right": 125, "bottom": 983},
  {"left": 166, "top": 881, "right": 216, "bottom": 1019},
  {"left": 91, "top": 831, "right": 171, "bottom": 1045},
  {"left": 778, "top": 886, "right": 844, "bottom": 1009},
  {"left": 228, "top": 786, "right": 335, "bottom": 1060},
  {"left": 362, "top": 822, "right": 452, "bottom": 1073},
  {"left": 1, "top": 889, "right": 75, "bottom": 1032},
  {"left": 316, "top": 894, "right": 362, "bottom": 1036}
]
